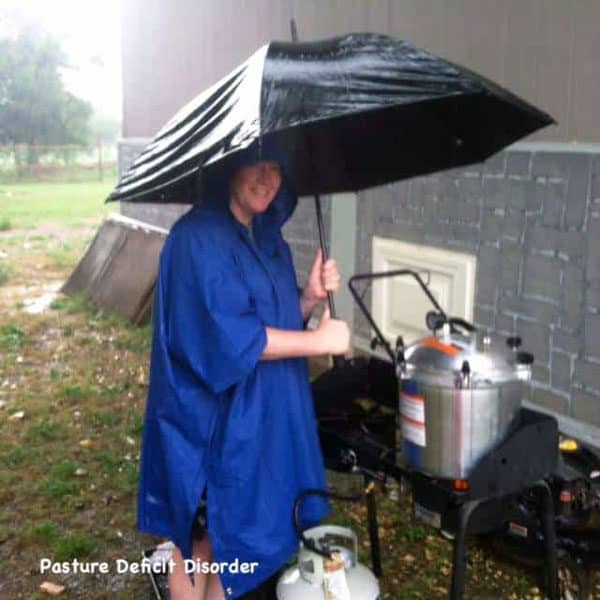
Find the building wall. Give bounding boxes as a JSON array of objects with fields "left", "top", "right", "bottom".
[
  {"left": 282, "top": 197, "right": 331, "bottom": 287},
  {"left": 122, "top": 0, "right": 600, "bottom": 142},
  {"left": 347, "top": 145, "right": 600, "bottom": 427}
]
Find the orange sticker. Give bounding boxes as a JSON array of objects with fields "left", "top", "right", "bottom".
[{"left": 422, "top": 337, "right": 461, "bottom": 356}]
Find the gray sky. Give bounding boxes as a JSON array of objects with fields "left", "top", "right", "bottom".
[{"left": 0, "top": 0, "right": 122, "bottom": 120}]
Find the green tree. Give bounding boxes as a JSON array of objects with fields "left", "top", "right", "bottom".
[{"left": 0, "top": 27, "right": 92, "bottom": 157}]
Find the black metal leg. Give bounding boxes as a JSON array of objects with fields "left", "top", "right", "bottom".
[
  {"left": 449, "top": 500, "right": 480, "bottom": 600},
  {"left": 534, "top": 481, "right": 558, "bottom": 600},
  {"left": 365, "top": 477, "right": 383, "bottom": 578}
]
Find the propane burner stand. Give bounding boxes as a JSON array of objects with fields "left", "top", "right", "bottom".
[
  {"left": 316, "top": 395, "right": 560, "bottom": 598},
  {"left": 409, "top": 408, "right": 559, "bottom": 599}
]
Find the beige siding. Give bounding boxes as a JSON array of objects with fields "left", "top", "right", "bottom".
[{"left": 122, "top": 0, "right": 600, "bottom": 142}]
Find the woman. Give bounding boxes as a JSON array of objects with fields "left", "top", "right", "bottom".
[{"left": 137, "top": 146, "right": 350, "bottom": 600}]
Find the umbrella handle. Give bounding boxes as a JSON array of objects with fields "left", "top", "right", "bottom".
[
  {"left": 314, "top": 195, "right": 336, "bottom": 318},
  {"left": 314, "top": 195, "right": 346, "bottom": 369}
]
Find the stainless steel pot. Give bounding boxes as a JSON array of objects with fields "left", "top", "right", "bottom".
[{"left": 397, "top": 324, "right": 533, "bottom": 479}]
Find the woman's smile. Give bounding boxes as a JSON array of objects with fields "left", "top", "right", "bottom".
[{"left": 230, "top": 160, "right": 283, "bottom": 224}]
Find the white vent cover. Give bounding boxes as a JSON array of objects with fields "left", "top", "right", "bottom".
[{"left": 371, "top": 237, "right": 477, "bottom": 344}]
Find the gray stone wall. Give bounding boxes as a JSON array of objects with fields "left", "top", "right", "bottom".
[
  {"left": 283, "top": 196, "right": 331, "bottom": 287},
  {"left": 353, "top": 146, "right": 600, "bottom": 428},
  {"left": 119, "top": 136, "right": 600, "bottom": 428}
]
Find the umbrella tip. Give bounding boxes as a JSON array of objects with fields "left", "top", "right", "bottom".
[{"left": 290, "top": 18, "right": 298, "bottom": 42}]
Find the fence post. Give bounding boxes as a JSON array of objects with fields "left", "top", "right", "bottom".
[{"left": 13, "top": 143, "right": 22, "bottom": 180}]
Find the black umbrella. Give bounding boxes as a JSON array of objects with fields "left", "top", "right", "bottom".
[
  {"left": 108, "top": 32, "right": 554, "bottom": 318},
  {"left": 108, "top": 32, "right": 553, "bottom": 205}
]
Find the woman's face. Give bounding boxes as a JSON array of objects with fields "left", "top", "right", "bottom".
[{"left": 230, "top": 161, "right": 282, "bottom": 224}]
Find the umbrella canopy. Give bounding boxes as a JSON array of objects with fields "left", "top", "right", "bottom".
[{"left": 108, "top": 32, "right": 554, "bottom": 204}]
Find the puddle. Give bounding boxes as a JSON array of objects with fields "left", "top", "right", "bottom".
[{"left": 21, "top": 282, "right": 63, "bottom": 314}]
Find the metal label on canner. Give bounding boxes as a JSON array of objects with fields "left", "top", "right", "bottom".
[
  {"left": 414, "top": 502, "right": 441, "bottom": 529},
  {"left": 400, "top": 392, "right": 426, "bottom": 447}
]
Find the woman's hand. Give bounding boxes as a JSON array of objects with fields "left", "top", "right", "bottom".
[
  {"left": 315, "top": 306, "right": 351, "bottom": 355},
  {"left": 300, "top": 249, "right": 341, "bottom": 320},
  {"left": 261, "top": 307, "right": 351, "bottom": 360}
]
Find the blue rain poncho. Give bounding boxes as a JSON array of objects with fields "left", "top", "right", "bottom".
[{"left": 137, "top": 156, "right": 329, "bottom": 598}]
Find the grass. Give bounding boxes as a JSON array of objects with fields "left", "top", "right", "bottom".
[
  {"left": 41, "top": 460, "right": 81, "bottom": 500},
  {"left": 113, "top": 323, "right": 153, "bottom": 354},
  {"left": 400, "top": 524, "right": 429, "bottom": 543},
  {"left": 59, "top": 384, "right": 85, "bottom": 401},
  {"left": 50, "top": 459, "right": 78, "bottom": 480},
  {"left": 26, "top": 521, "right": 60, "bottom": 545},
  {"left": 17, "top": 522, "right": 95, "bottom": 563},
  {"left": 23, "top": 419, "right": 65, "bottom": 443},
  {"left": 52, "top": 534, "right": 97, "bottom": 561},
  {"left": 42, "top": 478, "right": 80, "bottom": 499},
  {"left": 96, "top": 450, "right": 120, "bottom": 471},
  {"left": 0, "top": 261, "right": 11, "bottom": 285},
  {"left": 0, "top": 183, "right": 155, "bottom": 598},
  {"left": 50, "top": 292, "right": 98, "bottom": 315},
  {"left": 0, "top": 445, "right": 41, "bottom": 467},
  {"left": 50, "top": 241, "right": 76, "bottom": 268},
  {"left": 0, "top": 180, "right": 115, "bottom": 229},
  {"left": 0, "top": 216, "right": 11, "bottom": 231},
  {"left": 0, "top": 324, "right": 26, "bottom": 350},
  {"left": 85, "top": 409, "right": 121, "bottom": 428},
  {"left": 126, "top": 412, "right": 144, "bottom": 436}
]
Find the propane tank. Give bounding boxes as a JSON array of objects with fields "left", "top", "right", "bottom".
[{"left": 276, "top": 525, "right": 380, "bottom": 600}]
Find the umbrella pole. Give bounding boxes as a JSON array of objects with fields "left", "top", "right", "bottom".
[
  {"left": 290, "top": 21, "right": 337, "bottom": 318},
  {"left": 292, "top": 21, "right": 344, "bottom": 366},
  {"left": 314, "top": 193, "right": 337, "bottom": 318},
  {"left": 315, "top": 194, "right": 346, "bottom": 369}
]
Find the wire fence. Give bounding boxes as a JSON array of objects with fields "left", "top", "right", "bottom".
[{"left": 0, "top": 143, "right": 118, "bottom": 184}]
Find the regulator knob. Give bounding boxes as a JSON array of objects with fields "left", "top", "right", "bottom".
[
  {"left": 456, "top": 360, "right": 471, "bottom": 389},
  {"left": 426, "top": 311, "right": 445, "bottom": 332},
  {"left": 506, "top": 336, "right": 522, "bottom": 350},
  {"left": 395, "top": 335, "right": 405, "bottom": 364},
  {"left": 516, "top": 351, "right": 534, "bottom": 365}
]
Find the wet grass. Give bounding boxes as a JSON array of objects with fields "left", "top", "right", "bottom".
[
  {"left": 53, "top": 534, "right": 98, "bottom": 561},
  {"left": 0, "top": 445, "right": 42, "bottom": 467},
  {"left": 0, "top": 323, "right": 26, "bottom": 350},
  {"left": 0, "top": 209, "right": 157, "bottom": 597},
  {"left": 0, "top": 180, "right": 114, "bottom": 229},
  {"left": 23, "top": 419, "right": 66, "bottom": 443},
  {"left": 0, "top": 260, "right": 11, "bottom": 285},
  {"left": 50, "top": 241, "right": 76, "bottom": 268}
]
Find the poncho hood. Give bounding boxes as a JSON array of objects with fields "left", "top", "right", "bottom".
[{"left": 200, "top": 138, "right": 297, "bottom": 233}]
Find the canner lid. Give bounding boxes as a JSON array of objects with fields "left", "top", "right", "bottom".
[{"left": 403, "top": 329, "right": 532, "bottom": 384}]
